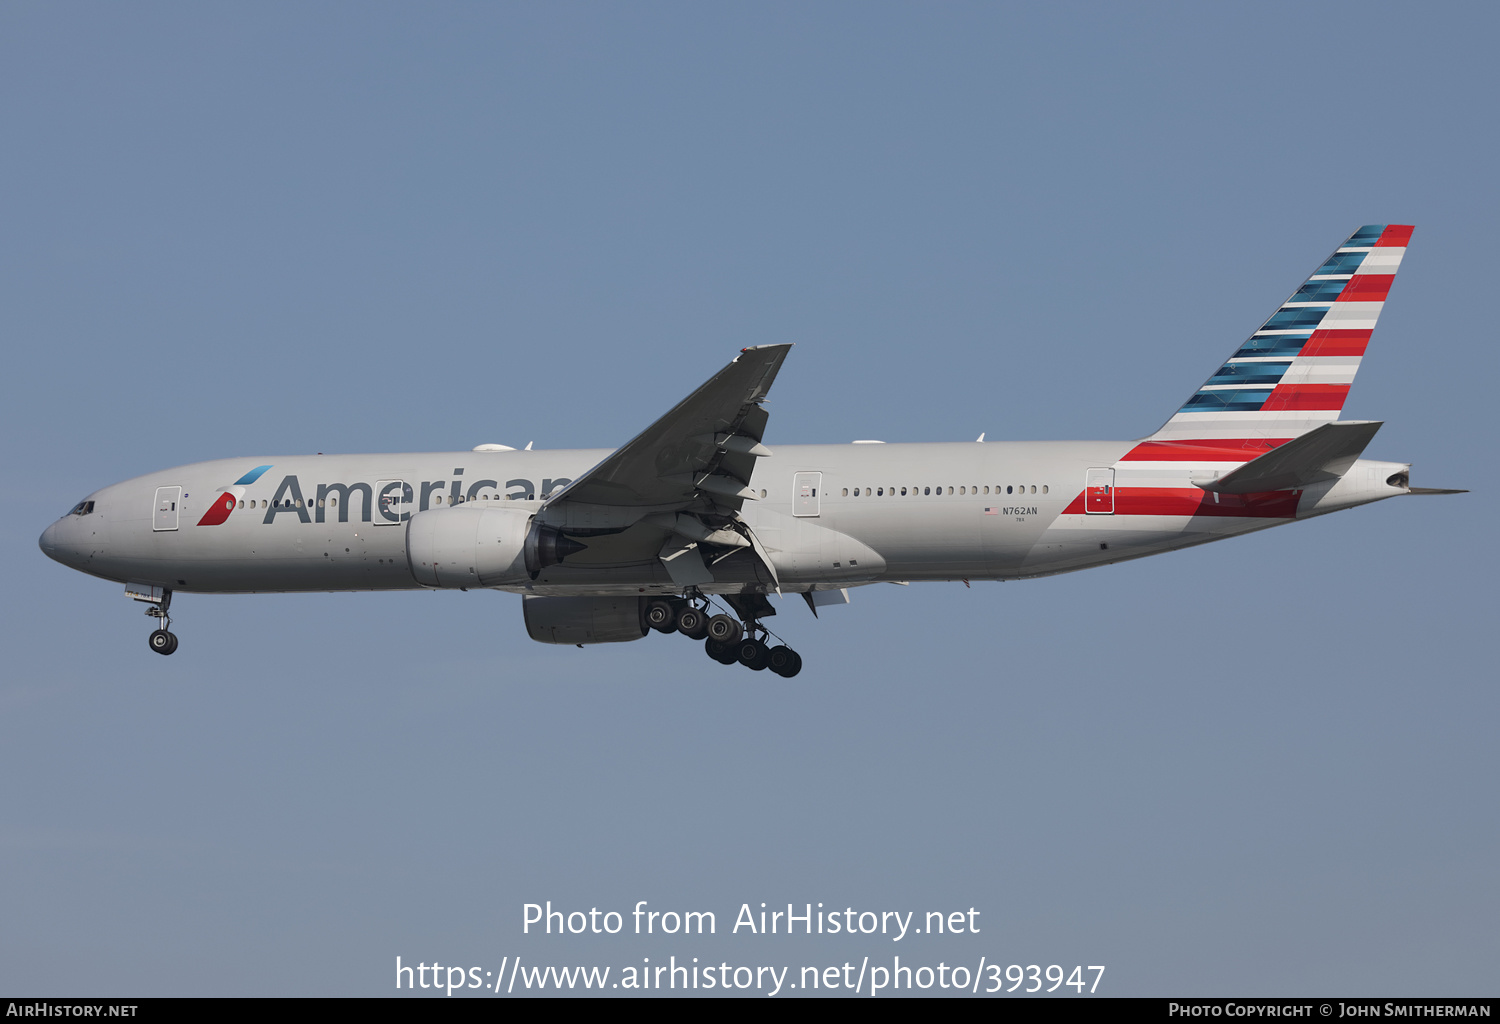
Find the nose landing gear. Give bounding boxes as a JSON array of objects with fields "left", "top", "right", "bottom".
[{"left": 131, "top": 586, "right": 179, "bottom": 655}]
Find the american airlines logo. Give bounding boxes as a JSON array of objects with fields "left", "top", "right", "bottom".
[
  {"left": 195, "top": 464, "right": 273, "bottom": 526},
  {"left": 197, "top": 469, "right": 572, "bottom": 527}
]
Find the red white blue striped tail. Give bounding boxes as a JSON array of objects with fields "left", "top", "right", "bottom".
[{"left": 1146, "top": 224, "right": 1412, "bottom": 445}]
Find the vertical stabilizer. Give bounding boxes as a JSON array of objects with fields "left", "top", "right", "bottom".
[{"left": 1147, "top": 224, "right": 1412, "bottom": 444}]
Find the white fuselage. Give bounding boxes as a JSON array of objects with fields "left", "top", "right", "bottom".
[{"left": 38, "top": 441, "right": 1410, "bottom": 597}]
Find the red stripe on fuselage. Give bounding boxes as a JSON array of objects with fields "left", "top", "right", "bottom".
[
  {"left": 1298, "top": 329, "right": 1370, "bottom": 357},
  {"left": 1062, "top": 487, "right": 1300, "bottom": 518},
  {"left": 1262, "top": 383, "right": 1350, "bottom": 411},
  {"left": 1120, "top": 438, "right": 1292, "bottom": 462},
  {"left": 196, "top": 493, "right": 237, "bottom": 526}
]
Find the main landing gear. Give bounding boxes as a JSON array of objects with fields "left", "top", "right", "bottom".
[{"left": 645, "top": 596, "right": 803, "bottom": 678}]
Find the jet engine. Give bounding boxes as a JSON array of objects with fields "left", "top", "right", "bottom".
[
  {"left": 523, "top": 595, "right": 648, "bottom": 645},
  {"left": 406, "top": 506, "right": 585, "bottom": 588}
]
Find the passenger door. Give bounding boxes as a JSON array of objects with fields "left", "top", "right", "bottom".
[
  {"left": 374, "top": 479, "right": 411, "bottom": 524},
  {"left": 153, "top": 486, "right": 181, "bottom": 531},
  {"left": 793, "top": 472, "right": 822, "bottom": 517},
  {"left": 1085, "top": 469, "right": 1115, "bottom": 514}
]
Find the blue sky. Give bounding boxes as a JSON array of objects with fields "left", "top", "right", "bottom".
[{"left": 3, "top": 2, "right": 1496, "bottom": 996}]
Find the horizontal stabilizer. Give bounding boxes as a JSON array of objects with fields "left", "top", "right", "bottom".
[
  {"left": 1199, "top": 420, "right": 1382, "bottom": 494},
  {"left": 1406, "top": 487, "right": 1468, "bottom": 495}
]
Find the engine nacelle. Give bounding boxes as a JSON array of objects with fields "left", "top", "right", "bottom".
[
  {"left": 406, "top": 506, "right": 589, "bottom": 587},
  {"left": 407, "top": 506, "right": 531, "bottom": 587},
  {"left": 523, "top": 595, "right": 648, "bottom": 645}
]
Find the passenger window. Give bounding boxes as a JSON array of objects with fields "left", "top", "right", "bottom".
[
  {"left": 923, "top": 486, "right": 930, "bottom": 495},
  {"left": 1042, "top": 485, "right": 1048, "bottom": 494},
  {"left": 948, "top": 486, "right": 954, "bottom": 495},
  {"left": 237, "top": 500, "right": 244, "bottom": 509},
  {"left": 1031, "top": 485, "right": 1037, "bottom": 494},
  {"left": 900, "top": 487, "right": 907, "bottom": 496},
  {"left": 842, "top": 488, "right": 848, "bottom": 496}
]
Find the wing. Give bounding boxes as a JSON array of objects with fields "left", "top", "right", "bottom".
[{"left": 538, "top": 345, "right": 790, "bottom": 528}]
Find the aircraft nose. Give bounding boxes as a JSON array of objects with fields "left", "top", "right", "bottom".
[{"left": 39, "top": 520, "right": 60, "bottom": 559}]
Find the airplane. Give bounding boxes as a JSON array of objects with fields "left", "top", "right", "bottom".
[{"left": 40, "top": 224, "right": 1464, "bottom": 676}]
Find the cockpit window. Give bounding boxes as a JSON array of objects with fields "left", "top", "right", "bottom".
[{"left": 69, "top": 500, "right": 95, "bottom": 516}]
